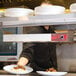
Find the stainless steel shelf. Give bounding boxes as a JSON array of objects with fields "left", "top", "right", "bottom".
[{"left": 0, "top": 13, "right": 76, "bottom": 28}]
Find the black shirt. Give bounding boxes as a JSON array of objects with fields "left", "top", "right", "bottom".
[{"left": 20, "top": 26, "right": 57, "bottom": 71}]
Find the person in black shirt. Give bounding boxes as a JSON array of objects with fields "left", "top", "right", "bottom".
[{"left": 17, "top": 26, "right": 57, "bottom": 71}]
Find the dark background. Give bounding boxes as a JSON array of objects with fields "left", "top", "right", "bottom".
[{"left": 0, "top": 0, "right": 76, "bottom": 9}]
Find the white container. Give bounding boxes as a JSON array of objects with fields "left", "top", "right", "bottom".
[
  {"left": 4, "top": 8, "right": 33, "bottom": 17},
  {"left": 34, "top": 5, "right": 65, "bottom": 15}
]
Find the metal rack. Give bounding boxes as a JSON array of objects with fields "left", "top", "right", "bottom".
[{"left": 0, "top": 13, "right": 76, "bottom": 28}]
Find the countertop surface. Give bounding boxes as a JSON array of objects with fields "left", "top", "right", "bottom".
[{"left": 0, "top": 70, "right": 76, "bottom": 76}]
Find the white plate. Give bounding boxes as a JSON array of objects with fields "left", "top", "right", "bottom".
[
  {"left": 3, "top": 64, "right": 33, "bottom": 74},
  {"left": 36, "top": 71, "right": 67, "bottom": 76}
]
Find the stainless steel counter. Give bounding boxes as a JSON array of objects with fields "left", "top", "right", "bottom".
[{"left": 1, "top": 13, "right": 76, "bottom": 28}]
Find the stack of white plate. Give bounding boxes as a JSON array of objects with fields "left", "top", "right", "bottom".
[
  {"left": 70, "top": 3, "right": 76, "bottom": 13},
  {"left": 34, "top": 5, "right": 65, "bottom": 15},
  {"left": 4, "top": 8, "right": 33, "bottom": 17}
]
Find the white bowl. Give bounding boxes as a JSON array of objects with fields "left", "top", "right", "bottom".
[
  {"left": 4, "top": 8, "right": 33, "bottom": 17},
  {"left": 34, "top": 5, "right": 65, "bottom": 15}
]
